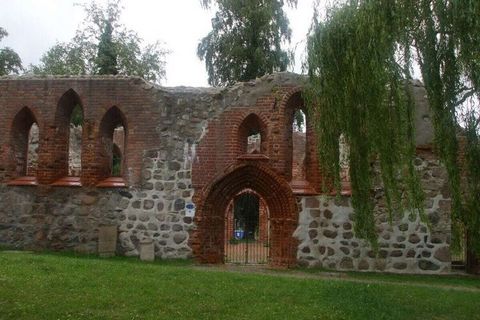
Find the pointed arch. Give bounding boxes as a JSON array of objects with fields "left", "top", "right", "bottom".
[
  {"left": 282, "top": 90, "right": 321, "bottom": 193},
  {"left": 9, "top": 107, "right": 39, "bottom": 179},
  {"left": 224, "top": 188, "right": 270, "bottom": 251},
  {"left": 192, "top": 162, "right": 298, "bottom": 266},
  {"left": 98, "top": 106, "right": 128, "bottom": 182},
  {"left": 52, "top": 89, "right": 84, "bottom": 181},
  {"left": 238, "top": 113, "right": 268, "bottom": 154},
  {"left": 55, "top": 89, "right": 83, "bottom": 127}
]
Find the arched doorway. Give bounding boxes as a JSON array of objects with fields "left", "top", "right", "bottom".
[
  {"left": 224, "top": 189, "right": 270, "bottom": 264},
  {"left": 191, "top": 162, "right": 298, "bottom": 267}
]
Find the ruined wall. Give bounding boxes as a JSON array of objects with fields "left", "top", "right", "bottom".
[
  {"left": 0, "top": 76, "right": 223, "bottom": 258},
  {"left": 295, "top": 149, "right": 451, "bottom": 274},
  {"left": 0, "top": 74, "right": 451, "bottom": 273},
  {"left": 293, "top": 80, "right": 450, "bottom": 274},
  {"left": 0, "top": 74, "right": 307, "bottom": 259}
]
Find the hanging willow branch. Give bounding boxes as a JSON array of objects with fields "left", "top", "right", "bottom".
[{"left": 306, "top": 0, "right": 480, "bottom": 253}]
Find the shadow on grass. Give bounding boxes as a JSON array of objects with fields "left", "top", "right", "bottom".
[
  {"left": 292, "top": 265, "right": 480, "bottom": 289},
  {"left": 0, "top": 247, "right": 194, "bottom": 267}
]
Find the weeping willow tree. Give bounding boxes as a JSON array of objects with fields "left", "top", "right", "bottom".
[{"left": 306, "top": 0, "right": 480, "bottom": 262}]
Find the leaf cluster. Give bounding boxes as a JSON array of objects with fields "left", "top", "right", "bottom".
[
  {"left": 31, "top": 0, "right": 168, "bottom": 84},
  {"left": 0, "top": 27, "right": 23, "bottom": 76},
  {"left": 306, "top": 1, "right": 423, "bottom": 246},
  {"left": 198, "top": 0, "right": 296, "bottom": 86},
  {"left": 306, "top": 0, "right": 480, "bottom": 253}
]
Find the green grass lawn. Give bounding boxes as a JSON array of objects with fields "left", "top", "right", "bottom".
[
  {"left": 0, "top": 251, "right": 479, "bottom": 320},
  {"left": 293, "top": 266, "right": 480, "bottom": 289}
]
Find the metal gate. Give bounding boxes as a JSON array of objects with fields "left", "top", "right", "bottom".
[{"left": 224, "top": 191, "right": 270, "bottom": 264}]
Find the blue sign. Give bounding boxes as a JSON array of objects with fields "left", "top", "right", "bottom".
[
  {"left": 185, "top": 202, "right": 196, "bottom": 217},
  {"left": 234, "top": 230, "right": 244, "bottom": 239}
]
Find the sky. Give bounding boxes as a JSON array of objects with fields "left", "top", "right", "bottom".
[{"left": 0, "top": 0, "right": 318, "bottom": 87}]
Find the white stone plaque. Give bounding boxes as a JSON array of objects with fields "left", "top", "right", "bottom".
[{"left": 139, "top": 239, "right": 155, "bottom": 262}]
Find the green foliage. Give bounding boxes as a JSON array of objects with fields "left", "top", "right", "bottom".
[
  {"left": 96, "top": 20, "right": 118, "bottom": 75},
  {"left": 31, "top": 0, "right": 167, "bottom": 84},
  {"left": 30, "top": 42, "right": 87, "bottom": 75},
  {"left": 0, "top": 27, "right": 23, "bottom": 76},
  {"left": 306, "top": 2, "right": 423, "bottom": 247},
  {"left": 198, "top": 0, "right": 297, "bottom": 86},
  {"left": 306, "top": 0, "right": 480, "bottom": 253},
  {"left": 293, "top": 109, "right": 305, "bottom": 132},
  {"left": 464, "top": 115, "right": 480, "bottom": 254},
  {"left": 71, "top": 104, "right": 84, "bottom": 127},
  {"left": 405, "top": 0, "right": 480, "bottom": 256},
  {"left": 112, "top": 152, "right": 122, "bottom": 176}
]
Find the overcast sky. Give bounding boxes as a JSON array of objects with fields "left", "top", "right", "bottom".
[{"left": 0, "top": 0, "right": 318, "bottom": 87}]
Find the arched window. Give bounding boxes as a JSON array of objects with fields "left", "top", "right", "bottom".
[
  {"left": 285, "top": 91, "right": 318, "bottom": 194},
  {"left": 51, "top": 89, "right": 83, "bottom": 186},
  {"left": 8, "top": 107, "right": 39, "bottom": 184},
  {"left": 292, "top": 109, "right": 306, "bottom": 181},
  {"left": 97, "top": 106, "right": 127, "bottom": 186},
  {"left": 285, "top": 92, "right": 307, "bottom": 182},
  {"left": 238, "top": 114, "right": 267, "bottom": 155}
]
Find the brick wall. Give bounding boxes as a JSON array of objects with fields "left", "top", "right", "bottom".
[
  {"left": 0, "top": 77, "right": 159, "bottom": 186},
  {"left": 0, "top": 73, "right": 456, "bottom": 272}
]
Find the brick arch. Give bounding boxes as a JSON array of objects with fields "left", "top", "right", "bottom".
[
  {"left": 237, "top": 113, "right": 268, "bottom": 154},
  {"left": 8, "top": 107, "right": 39, "bottom": 179},
  {"left": 191, "top": 161, "right": 298, "bottom": 267},
  {"left": 52, "top": 89, "right": 83, "bottom": 180},
  {"left": 96, "top": 106, "right": 128, "bottom": 181},
  {"left": 279, "top": 88, "right": 322, "bottom": 192},
  {"left": 54, "top": 89, "right": 83, "bottom": 125}
]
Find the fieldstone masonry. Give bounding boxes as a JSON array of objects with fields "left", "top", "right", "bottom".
[
  {"left": 0, "top": 73, "right": 456, "bottom": 273},
  {"left": 117, "top": 151, "right": 194, "bottom": 259},
  {"left": 295, "top": 153, "right": 451, "bottom": 273}
]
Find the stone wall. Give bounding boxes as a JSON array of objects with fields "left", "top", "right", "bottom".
[
  {"left": 0, "top": 186, "right": 122, "bottom": 252},
  {"left": 117, "top": 151, "right": 195, "bottom": 258},
  {"left": 0, "top": 183, "right": 194, "bottom": 259},
  {"left": 0, "top": 73, "right": 452, "bottom": 273},
  {"left": 295, "top": 149, "right": 451, "bottom": 273},
  {"left": 0, "top": 76, "right": 224, "bottom": 258}
]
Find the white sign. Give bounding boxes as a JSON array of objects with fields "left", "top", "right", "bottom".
[{"left": 185, "top": 202, "right": 196, "bottom": 217}]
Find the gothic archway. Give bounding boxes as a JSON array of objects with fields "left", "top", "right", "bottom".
[{"left": 191, "top": 162, "right": 298, "bottom": 267}]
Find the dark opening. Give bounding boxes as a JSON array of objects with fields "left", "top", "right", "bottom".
[
  {"left": 10, "top": 107, "right": 38, "bottom": 178},
  {"left": 233, "top": 192, "right": 260, "bottom": 240},
  {"left": 99, "top": 107, "right": 127, "bottom": 179},
  {"left": 54, "top": 89, "right": 83, "bottom": 178},
  {"left": 224, "top": 189, "right": 270, "bottom": 264},
  {"left": 112, "top": 143, "right": 122, "bottom": 177},
  {"left": 238, "top": 114, "right": 266, "bottom": 154}
]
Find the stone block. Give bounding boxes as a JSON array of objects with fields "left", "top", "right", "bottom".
[
  {"left": 98, "top": 225, "right": 118, "bottom": 257},
  {"left": 139, "top": 239, "right": 155, "bottom": 262}
]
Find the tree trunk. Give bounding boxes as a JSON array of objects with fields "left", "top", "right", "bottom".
[{"left": 466, "top": 235, "right": 480, "bottom": 274}]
